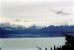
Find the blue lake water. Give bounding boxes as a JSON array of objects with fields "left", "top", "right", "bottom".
[{"left": 0, "top": 37, "right": 65, "bottom": 50}]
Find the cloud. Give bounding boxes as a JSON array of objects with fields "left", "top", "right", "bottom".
[
  {"left": 50, "top": 9, "right": 72, "bottom": 15},
  {"left": 15, "top": 19, "right": 30, "bottom": 23},
  {"left": 0, "top": 16, "right": 30, "bottom": 24},
  {"left": 0, "top": 0, "right": 74, "bottom": 26},
  {"left": 1, "top": 1, "right": 72, "bottom": 18}
]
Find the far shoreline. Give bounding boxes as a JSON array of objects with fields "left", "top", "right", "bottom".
[{"left": 0, "top": 36, "right": 65, "bottom": 39}]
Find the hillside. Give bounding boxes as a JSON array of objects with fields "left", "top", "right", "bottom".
[{"left": 0, "top": 23, "right": 74, "bottom": 38}]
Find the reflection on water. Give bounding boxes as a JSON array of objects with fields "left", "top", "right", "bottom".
[{"left": 0, "top": 37, "right": 65, "bottom": 50}]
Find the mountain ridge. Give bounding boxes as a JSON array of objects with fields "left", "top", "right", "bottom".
[{"left": 0, "top": 23, "right": 74, "bottom": 38}]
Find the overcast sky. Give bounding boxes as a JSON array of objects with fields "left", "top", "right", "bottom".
[{"left": 0, "top": 0, "right": 74, "bottom": 27}]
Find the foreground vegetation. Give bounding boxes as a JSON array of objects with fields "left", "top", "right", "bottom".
[{"left": 50, "top": 35, "right": 74, "bottom": 50}]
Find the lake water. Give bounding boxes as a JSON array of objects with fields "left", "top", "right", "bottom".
[{"left": 0, "top": 37, "right": 65, "bottom": 50}]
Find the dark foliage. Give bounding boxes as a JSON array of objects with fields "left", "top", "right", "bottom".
[{"left": 51, "top": 35, "right": 74, "bottom": 50}]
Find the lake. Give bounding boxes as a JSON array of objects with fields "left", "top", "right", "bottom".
[{"left": 0, "top": 37, "right": 65, "bottom": 50}]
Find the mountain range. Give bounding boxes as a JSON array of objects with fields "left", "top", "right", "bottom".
[{"left": 0, "top": 23, "right": 74, "bottom": 38}]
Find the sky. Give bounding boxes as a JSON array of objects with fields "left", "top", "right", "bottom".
[{"left": 0, "top": 0, "right": 74, "bottom": 27}]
